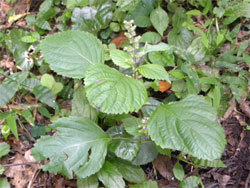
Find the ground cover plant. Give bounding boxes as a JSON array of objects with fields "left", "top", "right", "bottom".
[{"left": 0, "top": 0, "right": 249, "bottom": 187}]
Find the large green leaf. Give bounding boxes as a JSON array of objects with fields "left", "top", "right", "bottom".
[
  {"left": 77, "top": 175, "right": 99, "bottom": 188},
  {"left": 138, "top": 64, "right": 170, "bottom": 82},
  {"left": 97, "top": 161, "right": 125, "bottom": 188},
  {"left": 72, "top": 84, "right": 98, "bottom": 122},
  {"left": 85, "top": 64, "right": 147, "bottom": 114},
  {"left": 0, "top": 72, "right": 28, "bottom": 107},
  {"left": 150, "top": 6, "right": 169, "bottom": 36},
  {"left": 147, "top": 95, "right": 226, "bottom": 160},
  {"left": 40, "top": 30, "right": 104, "bottom": 78},
  {"left": 32, "top": 117, "right": 110, "bottom": 179}
]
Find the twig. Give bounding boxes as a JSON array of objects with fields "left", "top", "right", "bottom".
[
  {"left": 28, "top": 169, "right": 41, "bottom": 188},
  {"left": 2, "top": 161, "right": 39, "bottom": 167}
]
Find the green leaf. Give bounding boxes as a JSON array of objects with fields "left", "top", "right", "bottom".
[
  {"left": 127, "top": 0, "right": 156, "bottom": 28},
  {"left": 0, "top": 165, "right": 5, "bottom": 175},
  {"left": 147, "top": 95, "right": 226, "bottom": 160},
  {"left": 148, "top": 51, "right": 175, "bottom": 67},
  {"left": 192, "top": 157, "right": 226, "bottom": 168},
  {"left": 0, "top": 72, "right": 28, "bottom": 107},
  {"left": 41, "top": 74, "right": 55, "bottom": 89},
  {"left": 132, "top": 141, "right": 158, "bottom": 165},
  {"left": 144, "top": 42, "right": 171, "bottom": 53},
  {"left": 150, "top": 6, "right": 169, "bottom": 36},
  {"left": 6, "top": 116, "right": 18, "bottom": 140},
  {"left": 122, "top": 117, "right": 142, "bottom": 136},
  {"left": 32, "top": 85, "right": 56, "bottom": 108},
  {"left": 72, "top": 84, "right": 98, "bottom": 122},
  {"left": 110, "top": 49, "right": 133, "bottom": 69},
  {"left": 32, "top": 117, "right": 111, "bottom": 179},
  {"left": 0, "top": 142, "right": 10, "bottom": 158},
  {"left": 186, "top": 9, "right": 202, "bottom": 15},
  {"left": 168, "top": 28, "right": 193, "bottom": 49},
  {"left": 97, "top": 161, "right": 125, "bottom": 188},
  {"left": 173, "top": 162, "right": 184, "bottom": 181},
  {"left": 85, "top": 64, "right": 147, "bottom": 114},
  {"left": 67, "top": 0, "right": 88, "bottom": 10},
  {"left": 107, "top": 126, "right": 140, "bottom": 161},
  {"left": 71, "top": 1, "right": 113, "bottom": 34},
  {"left": 113, "top": 160, "right": 146, "bottom": 184},
  {"left": 22, "top": 109, "right": 34, "bottom": 126},
  {"left": 140, "top": 32, "right": 161, "bottom": 44},
  {"left": 117, "top": 0, "right": 141, "bottom": 11},
  {"left": 40, "top": 30, "right": 104, "bottom": 78},
  {"left": 130, "top": 180, "right": 158, "bottom": 188},
  {"left": 179, "top": 176, "right": 203, "bottom": 188},
  {"left": 0, "top": 178, "right": 10, "bottom": 188},
  {"left": 186, "top": 37, "right": 206, "bottom": 62},
  {"left": 138, "top": 64, "right": 170, "bottom": 82},
  {"left": 77, "top": 175, "right": 99, "bottom": 188}
]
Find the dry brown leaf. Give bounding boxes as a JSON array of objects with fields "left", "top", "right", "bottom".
[
  {"left": 159, "top": 81, "right": 171, "bottom": 93},
  {"left": 111, "top": 32, "right": 128, "bottom": 49},
  {"left": 153, "top": 155, "right": 174, "bottom": 180}
]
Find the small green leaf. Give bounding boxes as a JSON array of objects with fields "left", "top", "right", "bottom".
[
  {"left": 138, "top": 64, "right": 170, "bottom": 82},
  {"left": 122, "top": 117, "right": 142, "bottom": 136},
  {"left": 77, "top": 175, "right": 99, "bottom": 188},
  {"left": 179, "top": 176, "right": 203, "bottom": 188},
  {"left": 40, "top": 30, "right": 104, "bottom": 78},
  {"left": 32, "top": 117, "right": 111, "bottom": 179},
  {"left": 20, "top": 35, "right": 38, "bottom": 43},
  {"left": 140, "top": 32, "right": 161, "bottom": 44},
  {"left": 186, "top": 10, "right": 202, "bottom": 15},
  {"left": 130, "top": 180, "right": 158, "bottom": 188},
  {"left": 0, "top": 142, "right": 10, "bottom": 158},
  {"left": 32, "top": 85, "right": 56, "bottom": 108},
  {"left": 192, "top": 157, "right": 226, "bottom": 168},
  {"left": 110, "top": 49, "right": 133, "bottom": 69},
  {"left": 66, "top": 0, "right": 88, "bottom": 10},
  {"left": 22, "top": 109, "right": 34, "bottom": 126},
  {"left": 0, "top": 178, "right": 10, "bottom": 188},
  {"left": 150, "top": 6, "right": 169, "bottom": 36},
  {"left": 113, "top": 160, "right": 146, "bottom": 184},
  {"left": 148, "top": 95, "right": 226, "bottom": 160},
  {"left": 6, "top": 116, "right": 18, "bottom": 140},
  {"left": 1, "top": 125, "right": 10, "bottom": 140},
  {"left": 0, "top": 165, "right": 5, "bottom": 175},
  {"left": 173, "top": 162, "right": 185, "bottom": 181},
  {"left": 41, "top": 74, "right": 55, "bottom": 89},
  {"left": 97, "top": 161, "right": 125, "bottom": 188},
  {"left": 37, "top": 107, "right": 51, "bottom": 118},
  {"left": 72, "top": 84, "right": 98, "bottom": 122},
  {"left": 117, "top": 0, "right": 141, "bottom": 11},
  {"left": 85, "top": 64, "right": 147, "bottom": 114}
]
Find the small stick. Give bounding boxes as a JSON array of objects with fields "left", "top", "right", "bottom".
[{"left": 2, "top": 161, "right": 39, "bottom": 167}]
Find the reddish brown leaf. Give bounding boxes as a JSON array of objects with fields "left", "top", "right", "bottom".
[{"left": 159, "top": 81, "right": 171, "bottom": 93}]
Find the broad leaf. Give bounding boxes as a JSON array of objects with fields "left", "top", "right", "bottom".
[
  {"left": 138, "top": 64, "right": 170, "bottom": 82},
  {"left": 72, "top": 84, "right": 98, "bottom": 122},
  {"left": 77, "top": 175, "right": 99, "bottom": 188},
  {"left": 130, "top": 180, "right": 158, "bottom": 188},
  {"left": 0, "top": 142, "right": 10, "bottom": 158},
  {"left": 179, "top": 176, "right": 203, "bottom": 188},
  {"left": 191, "top": 157, "right": 226, "bottom": 168},
  {"left": 147, "top": 95, "right": 226, "bottom": 160},
  {"left": 0, "top": 178, "right": 10, "bottom": 188},
  {"left": 0, "top": 72, "right": 28, "bottom": 107},
  {"left": 40, "top": 30, "right": 104, "bottom": 78},
  {"left": 97, "top": 161, "right": 125, "bottom": 188},
  {"left": 187, "top": 37, "right": 206, "bottom": 62},
  {"left": 33, "top": 85, "right": 56, "bottom": 108},
  {"left": 122, "top": 117, "right": 143, "bottom": 136},
  {"left": 113, "top": 160, "right": 146, "bottom": 184},
  {"left": 140, "top": 32, "right": 161, "bottom": 44},
  {"left": 168, "top": 28, "right": 193, "bottom": 49},
  {"left": 150, "top": 6, "right": 169, "bottom": 36},
  {"left": 116, "top": 0, "right": 141, "bottom": 11},
  {"left": 85, "top": 64, "right": 147, "bottom": 114},
  {"left": 110, "top": 49, "right": 133, "bottom": 69},
  {"left": 148, "top": 51, "right": 175, "bottom": 67},
  {"left": 32, "top": 117, "right": 110, "bottom": 179}
]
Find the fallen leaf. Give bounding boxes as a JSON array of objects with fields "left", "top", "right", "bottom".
[
  {"left": 153, "top": 155, "right": 174, "bottom": 180},
  {"left": 159, "top": 81, "right": 171, "bottom": 93},
  {"left": 111, "top": 32, "right": 128, "bottom": 49}
]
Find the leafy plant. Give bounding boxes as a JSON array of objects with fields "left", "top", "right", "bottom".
[{"left": 31, "top": 20, "right": 226, "bottom": 187}]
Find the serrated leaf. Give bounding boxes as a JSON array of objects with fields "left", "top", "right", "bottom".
[
  {"left": 192, "top": 157, "right": 226, "bottom": 168},
  {"left": 85, "top": 64, "right": 147, "bottom": 114},
  {"left": 150, "top": 6, "right": 169, "bottom": 36},
  {"left": 138, "top": 64, "right": 170, "bottom": 82},
  {"left": 113, "top": 160, "right": 146, "bottom": 184},
  {"left": 122, "top": 117, "right": 142, "bottom": 136},
  {"left": 0, "top": 72, "right": 28, "bottom": 107},
  {"left": 97, "top": 161, "right": 125, "bottom": 188},
  {"left": 110, "top": 49, "right": 133, "bottom": 69},
  {"left": 40, "top": 30, "right": 104, "bottom": 78},
  {"left": 0, "top": 142, "right": 10, "bottom": 158},
  {"left": 179, "top": 176, "right": 202, "bottom": 188},
  {"left": 72, "top": 84, "right": 98, "bottom": 122},
  {"left": 148, "top": 95, "right": 226, "bottom": 160},
  {"left": 77, "top": 175, "right": 99, "bottom": 188},
  {"left": 117, "top": 0, "right": 141, "bottom": 11},
  {"left": 132, "top": 141, "right": 158, "bottom": 165},
  {"left": 130, "top": 180, "right": 158, "bottom": 188},
  {"left": 32, "top": 117, "right": 110, "bottom": 179},
  {"left": 173, "top": 162, "right": 184, "bottom": 181}
]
